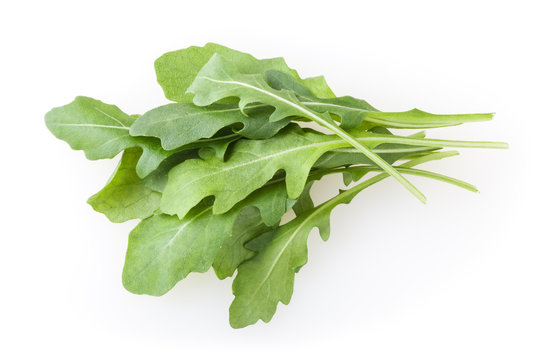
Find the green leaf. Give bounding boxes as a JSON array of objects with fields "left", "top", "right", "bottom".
[
  {"left": 266, "top": 69, "right": 376, "bottom": 129},
  {"left": 160, "top": 125, "right": 352, "bottom": 219},
  {"left": 363, "top": 109, "right": 494, "bottom": 129},
  {"left": 130, "top": 103, "right": 290, "bottom": 150},
  {"left": 141, "top": 149, "right": 198, "bottom": 192},
  {"left": 184, "top": 132, "right": 241, "bottom": 160},
  {"left": 161, "top": 123, "right": 503, "bottom": 219},
  {"left": 123, "top": 173, "right": 293, "bottom": 295},
  {"left": 229, "top": 152, "right": 477, "bottom": 328},
  {"left": 155, "top": 42, "right": 334, "bottom": 103},
  {"left": 292, "top": 182, "right": 315, "bottom": 216},
  {"left": 122, "top": 204, "right": 224, "bottom": 296},
  {"left": 187, "top": 53, "right": 428, "bottom": 203},
  {"left": 302, "top": 76, "right": 336, "bottom": 98},
  {"left": 197, "top": 136, "right": 236, "bottom": 161},
  {"left": 45, "top": 96, "right": 177, "bottom": 177},
  {"left": 267, "top": 70, "right": 494, "bottom": 129},
  {"left": 87, "top": 148, "right": 161, "bottom": 222},
  {"left": 211, "top": 175, "right": 302, "bottom": 279},
  {"left": 212, "top": 207, "right": 272, "bottom": 280}
]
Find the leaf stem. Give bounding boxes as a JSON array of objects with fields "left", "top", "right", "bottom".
[
  {"left": 319, "top": 120, "right": 427, "bottom": 203},
  {"left": 307, "top": 152, "right": 476, "bottom": 192},
  {"left": 354, "top": 134, "right": 508, "bottom": 149},
  {"left": 318, "top": 151, "right": 473, "bottom": 211}
]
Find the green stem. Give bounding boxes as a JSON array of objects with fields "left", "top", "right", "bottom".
[
  {"left": 355, "top": 134, "right": 508, "bottom": 149},
  {"left": 304, "top": 151, "right": 476, "bottom": 192},
  {"left": 313, "top": 117, "right": 427, "bottom": 203},
  {"left": 318, "top": 152, "right": 472, "bottom": 211}
]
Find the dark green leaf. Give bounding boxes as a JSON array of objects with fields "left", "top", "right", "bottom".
[{"left": 130, "top": 103, "right": 291, "bottom": 150}]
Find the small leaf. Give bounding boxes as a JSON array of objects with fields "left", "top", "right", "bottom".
[
  {"left": 267, "top": 70, "right": 375, "bottom": 129},
  {"left": 212, "top": 207, "right": 272, "bottom": 280},
  {"left": 197, "top": 136, "right": 237, "bottom": 161},
  {"left": 292, "top": 182, "right": 315, "bottom": 216},
  {"left": 302, "top": 76, "right": 336, "bottom": 98},
  {"left": 141, "top": 150, "right": 198, "bottom": 192},
  {"left": 363, "top": 108, "right": 494, "bottom": 129},
  {"left": 87, "top": 148, "right": 161, "bottom": 222}
]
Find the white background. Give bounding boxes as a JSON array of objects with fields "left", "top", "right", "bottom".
[{"left": 1, "top": 0, "right": 548, "bottom": 359}]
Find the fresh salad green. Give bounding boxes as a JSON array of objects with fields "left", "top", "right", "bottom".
[{"left": 45, "top": 43, "right": 507, "bottom": 328}]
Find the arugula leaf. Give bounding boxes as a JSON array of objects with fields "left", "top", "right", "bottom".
[
  {"left": 267, "top": 70, "right": 494, "bottom": 129},
  {"left": 160, "top": 125, "right": 339, "bottom": 218},
  {"left": 141, "top": 149, "right": 198, "bottom": 192},
  {"left": 87, "top": 148, "right": 161, "bottom": 222},
  {"left": 187, "top": 53, "right": 428, "bottom": 203},
  {"left": 363, "top": 108, "right": 494, "bottom": 129},
  {"left": 229, "top": 152, "right": 475, "bottom": 328},
  {"left": 161, "top": 124, "right": 504, "bottom": 219},
  {"left": 123, "top": 174, "right": 293, "bottom": 295},
  {"left": 45, "top": 96, "right": 177, "bottom": 177},
  {"left": 197, "top": 136, "right": 236, "bottom": 161},
  {"left": 155, "top": 42, "right": 334, "bottom": 103},
  {"left": 122, "top": 204, "right": 223, "bottom": 296},
  {"left": 209, "top": 176, "right": 299, "bottom": 279},
  {"left": 212, "top": 207, "right": 273, "bottom": 280},
  {"left": 302, "top": 75, "right": 336, "bottom": 98},
  {"left": 292, "top": 182, "right": 315, "bottom": 216},
  {"left": 130, "top": 103, "right": 290, "bottom": 150}
]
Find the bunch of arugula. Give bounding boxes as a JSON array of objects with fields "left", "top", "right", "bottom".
[{"left": 45, "top": 43, "right": 507, "bottom": 328}]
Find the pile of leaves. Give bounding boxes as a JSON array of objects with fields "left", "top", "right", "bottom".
[{"left": 45, "top": 43, "right": 507, "bottom": 328}]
